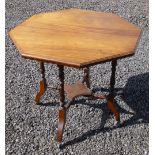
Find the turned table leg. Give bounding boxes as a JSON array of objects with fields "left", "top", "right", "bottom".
[
  {"left": 82, "top": 67, "right": 90, "bottom": 88},
  {"left": 35, "top": 62, "right": 47, "bottom": 104},
  {"left": 107, "top": 60, "right": 120, "bottom": 123},
  {"left": 57, "top": 65, "right": 66, "bottom": 144}
]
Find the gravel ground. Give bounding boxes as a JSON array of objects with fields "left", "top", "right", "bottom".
[{"left": 5, "top": 0, "right": 149, "bottom": 154}]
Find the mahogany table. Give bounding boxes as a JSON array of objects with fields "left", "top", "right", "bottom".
[{"left": 9, "top": 9, "right": 141, "bottom": 145}]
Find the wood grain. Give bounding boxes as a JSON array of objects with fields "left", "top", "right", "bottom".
[{"left": 9, "top": 9, "right": 141, "bottom": 68}]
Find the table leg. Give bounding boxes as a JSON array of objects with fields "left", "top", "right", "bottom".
[
  {"left": 82, "top": 67, "right": 90, "bottom": 88},
  {"left": 35, "top": 62, "right": 47, "bottom": 104},
  {"left": 57, "top": 65, "right": 66, "bottom": 144},
  {"left": 107, "top": 60, "right": 120, "bottom": 122}
]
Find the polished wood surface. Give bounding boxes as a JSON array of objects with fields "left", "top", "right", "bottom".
[
  {"left": 9, "top": 9, "right": 141, "bottom": 68},
  {"left": 9, "top": 9, "right": 138, "bottom": 145}
]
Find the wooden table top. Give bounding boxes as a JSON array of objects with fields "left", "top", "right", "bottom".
[{"left": 9, "top": 9, "right": 141, "bottom": 68}]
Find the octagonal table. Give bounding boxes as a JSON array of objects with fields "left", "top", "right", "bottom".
[{"left": 9, "top": 8, "right": 141, "bottom": 145}]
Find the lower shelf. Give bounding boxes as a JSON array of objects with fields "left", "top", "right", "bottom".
[{"left": 64, "top": 81, "right": 92, "bottom": 100}]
